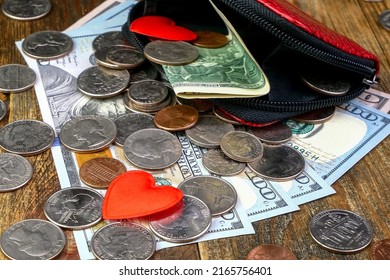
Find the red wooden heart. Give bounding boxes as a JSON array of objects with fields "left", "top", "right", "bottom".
[
  {"left": 102, "top": 170, "right": 183, "bottom": 219},
  {"left": 130, "top": 15, "right": 197, "bottom": 41}
]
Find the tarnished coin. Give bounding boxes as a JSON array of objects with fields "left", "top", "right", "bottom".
[
  {"left": 59, "top": 115, "right": 117, "bottom": 153},
  {"left": 220, "top": 130, "right": 264, "bottom": 163},
  {"left": 246, "top": 244, "right": 297, "bottom": 260},
  {"left": 193, "top": 30, "right": 229, "bottom": 48},
  {"left": 144, "top": 40, "right": 199, "bottom": 65},
  {"left": 177, "top": 97, "right": 214, "bottom": 112},
  {"left": 92, "top": 31, "right": 135, "bottom": 51},
  {"left": 2, "top": 0, "right": 52, "bottom": 21},
  {"left": 309, "top": 209, "right": 373, "bottom": 253},
  {"left": 127, "top": 80, "right": 169, "bottom": 108},
  {"left": 0, "top": 219, "right": 66, "bottom": 260},
  {"left": 177, "top": 175, "right": 237, "bottom": 216},
  {"left": 44, "top": 186, "right": 103, "bottom": 229},
  {"left": 247, "top": 144, "right": 305, "bottom": 181},
  {"left": 185, "top": 115, "right": 235, "bottom": 148},
  {"left": 129, "top": 61, "right": 159, "bottom": 84},
  {"left": 149, "top": 195, "right": 212, "bottom": 243},
  {"left": 114, "top": 112, "right": 155, "bottom": 147},
  {"left": 379, "top": 10, "right": 390, "bottom": 31},
  {"left": 154, "top": 104, "right": 199, "bottom": 132},
  {"left": 249, "top": 121, "right": 292, "bottom": 144},
  {"left": 0, "top": 99, "right": 7, "bottom": 121},
  {"left": 79, "top": 157, "right": 127, "bottom": 189},
  {"left": 106, "top": 47, "right": 145, "bottom": 69},
  {"left": 22, "top": 30, "right": 73, "bottom": 60},
  {"left": 0, "top": 153, "right": 33, "bottom": 192},
  {"left": 77, "top": 66, "right": 130, "bottom": 98},
  {"left": 293, "top": 106, "right": 336, "bottom": 124},
  {"left": 213, "top": 106, "right": 241, "bottom": 125},
  {"left": 202, "top": 149, "right": 246, "bottom": 176},
  {"left": 123, "top": 128, "right": 182, "bottom": 170},
  {"left": 91, "top": 222, "right": 156, "bottom": 260},
  {"left": 0, "top": 119, "right": 55, "bottom": 156},
  {"left": 371, "top": 238, "right": 390, "bottom": 260},
  {"left": 0, "top": 64, "right": 36, "bottom": 93}
]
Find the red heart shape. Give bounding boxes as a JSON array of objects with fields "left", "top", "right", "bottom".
[
  {"left": 130, "top": 15, "right": 197, "bottom": 41},
  {"left": 102, "top": 170, "right": 183, "bottom": 219}
]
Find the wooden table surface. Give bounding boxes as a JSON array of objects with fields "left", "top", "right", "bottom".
[{"left": 0, "top": 0, "right": 389, "bottom": 260}]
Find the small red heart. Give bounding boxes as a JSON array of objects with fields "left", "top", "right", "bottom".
[
  {"left": 130, "top": 15, "right": 197, "bottom": 41},
  {"left": 102, "top": 170, "right": 183, "bottom": 220}
]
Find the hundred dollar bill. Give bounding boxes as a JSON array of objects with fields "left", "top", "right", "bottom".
[{"left": 356, "top": 87, "right": 390, "bottom": 113}]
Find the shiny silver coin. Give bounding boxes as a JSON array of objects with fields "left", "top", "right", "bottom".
[
  {"left": 91, "top": 222, "right": 156, "bottom": 260},
  {"left": 293, "top": 106, "right": 336, "bottom": 124},
  {"left": 22, "top": 30, "right": 73, "bottom": 60},
  {"left": 144, "top": 40, "right": 199, "bottom": 65},
  {"left": 92, "top": 31, "right": 135, "bottom": 51},
  {"left": 123, "top": 128, "right": 182, "bottom": 170},
  {"left": 220, "top": 130, "right": 264, "bottom": 163},
  {"left": 77, "top": 66, "right": 130, "bottom": 98},
  {"left": 0, "top": 153, "right": 33, "bottom": 192},
  {"left": 2, "top": 0, "right": 51, "bottom": 21},
  {"left": 59, "top": 115, "right": 117, "bottom": 153},
  {"left": 0, "top": 219, "right": 66, "bottom": 260},
  {"left": 44, "top": 186, "right": 103, "bottom": 229},
  {"left": 249, "top": 122, "right": 292, "bottom": 144},
  {"left": 0, "top": 119, "right": 55, "bottom": 156},
  {"left": 309, "top": 209, "right": 373, "bottom": 253},
  {"left": 0, "top": 99, "right": 7, "bottom": 121},
  {"left": 202, "top": 149, "right": 246, "bottom": 176},
  {"left": 0, "top": 64, "right": 36, "bottom": 93},
  {"left": 114, "top": 112, "right": 155, "bottom": 147},
  {"left": 185, "top": 115, "right": 235, "bottom": 148},
  {"left": 149, "top": 195, "right": 212, "bottom": 243},
  {"left": 177, "top": 176, "right": 237, "bottom": 216},
  {"left": 127, "top": 80, "right": 169, "bottom": 108},
  {"left": 94, "top": 45, "right": 132, "bottom": 69},
  {"left": 247, "top": 144, "right": 305, "bottom": 181},
  {"left": 379, "top": 10, "right": 390, "bottom": 31},
  {"left": 129, "top": 61, "right": 159, "bottom": 84},
  {"left": 106, "top": 47, "right": 145, "bottom": 70}
]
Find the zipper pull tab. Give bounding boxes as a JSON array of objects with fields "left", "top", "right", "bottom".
[{"left": 363, "top": 75, "right": 380, "bottom": 87}]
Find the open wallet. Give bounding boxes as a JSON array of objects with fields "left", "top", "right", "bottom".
[{"left": 122, "top": 0, "right": 380, "bottom": 125}]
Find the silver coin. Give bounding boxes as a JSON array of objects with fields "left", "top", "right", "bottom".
[
  {"left": 91, "top": 222, "right": 156, "bottom": 260},
  {"left": 123, "top": 128, "right": 182, "bottom": 170},
  {"left": 309, "top": 209, "right": 373, "bottom": 253},
  {"left": 77, "top": 66, "right": 130, "bottom": 98},
  {"left": 247, "top": 144, "right": 305, "bottom": 181},
  {"left": 177, "top": 176, "right": 237, "bottom": 216},
  {"left": 0, "top": 153, "right": 33, "bottom": 192},
  {"left": 249, "top": 122, "right": 292, "bottom": 144},
  {"left": 202, "top": 149, "right": 246, "bottom": 176},
  {"left": 106, "top": 47, "right": 145, "bottom": 70},
  {"left": 0, "top": 99, "right": 7, "bottom": 121},
  {"left": 94, "top": 45, "right": 136, "bottom": 69},
  {"left": 0, "top": 119, "right": 55, "bottom": 156},
  {"left": 149, "top": 195, "right": 212, "bottom": 243},
  {"left": 22, "top": 30, "right": 73, "bottom": 60},
  {"left": 2, "top": 0, "right": 51, "bottom": 21},
  {"left": 114, "top": 112, "right": 155, "bottom": 147},
  {"left": 379, "top": 10, "right": 390, "bottom": 31},
  {"left": 127, "top": 80, "right": 169, "bottom": 107},
  {"left": 185, "top": 115, "right": 235, "bottom": 148},
  {"left": 44, "top": 186, "right": 103, "bottom": 229},
  {"left": 129, "top": 61, "right": 159, "bottom": 84},
  {"left": 144, "top": 40, "right": 199, "bottom": 65},
  {"left": 0, "top": 64, "right": 36, "bottom": 93},
  {"left": 220, "top": 130, "right": 264, "bottom": 163},
  {"left": 92, "top": 31, "right": 135, "bottom": 51},
  {"left": 0, "top": 219, "right": 66, "bottom": 260},
  {"left": 59, "top": 115, "right": 117, "bottom": 153}
]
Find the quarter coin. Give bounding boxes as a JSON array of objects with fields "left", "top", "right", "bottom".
[
  {"left": 2, "top": 0, "right": 52, "bottom": 21},
  {"left": 127, "top": 80, "right": 169, "bottom": 108},
  {"left": 193, "top": 30, "right": 229, "bottom": 48},
  {"left": 249, "top": 121, "right": 292, "bottom": 144},
  {"left": 202, "top": 148, "right": 246, "bottom": 176},
  {"left": 144, "top": 40, "right": 199, "bottom": 65},
  {"left": 129, "top": 61, "right": 159, "bottom": 84},
  {"left": 0, "top": 153, "right": 33, "bottom": 192},
  {"left": 370, "top": 238, "right": 390, "bottom": 260},
  {"left": 106, "top": 47, "right": 145, "bottom": 69},
  {"left": 94, "top": 45, "right": 133, "bottom": 69},
  {"left": 0, "top": 64, "right": 36, "bottom": 93},
  {"left": 92, "top": 31, "right": 135, "bottom": 51},
  {"left": 246, "top": 244, "right": 297, "bottom": 260},
  {"left": 293, "top": 106, "right": 336, "bottom": 124},
  {"left": 154, "top": 104, "right": 199, "bottom": 132}
]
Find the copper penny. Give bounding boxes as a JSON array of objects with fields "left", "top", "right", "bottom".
[
  {"left": 79, "top": 157, "right": 127, "bottom": 189},
  {"left": 193, "top": 30, "right": 229, "bottom": 48},
  {"left": 371, "top": 238, "right": 390, "bottom": 260},
  {"left": 154, "top": 104, "right": 199, "bottom": 131},
  {"left": 246, "top": 244, "right": 297, "bottom": 260}
]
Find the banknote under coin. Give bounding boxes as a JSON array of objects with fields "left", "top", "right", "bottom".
[
  {"left": 0, "top": 64, "right": 36, "bottom": 93},
  {"left": 202, "top": 148, "right": 246, "bottom": 176},
  {"left": 1, "top": 0, "right": 52, "bottom": 21},
  {"left": 0, "top": 153, "right": 33, "bottom": 192}
]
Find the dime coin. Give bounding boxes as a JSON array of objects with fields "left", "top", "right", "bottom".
[
  {"left": 177, "top": 175, "right": 237, "bottom": 216},
  {"left": 0, "top": 153, "right": 33, "bottom": 192},
  {"left": 0, "top": 119, "right": 55, "bottom": 156},
  {"left": 77, "top": 66, "right": 130, "bottom": 98},
  {"left": 0, "top": 64, "right": 36, "bottom": 93},
  {"left": 106, "top": 47, "right": 145, "bottom": 69},
  {"left": 247, "top": 144, "right": 305, "bottom": 181},
  {"left": 249, "top": 121, "right": 292, "bottom": 144},
  {"left": 193, "top": 30, "right": 229, "bottom": 48},
  {"left": 79, "top": 157, "right": 127, "bottom": 189},
  {"left": 379, "top": 10, "right": 390, "bottom": 31},
  {"left": 149, "top": 195, "right": 212, "bottom": 243},
  {"left": 154, "top": 104, "right": 199, "bottom": 132},
  {"left": 309, "top": 209, "right": 374, "bottom": 253},
  {"left": 202, "top": 148, "right": 246, "bottom": 176},
  {"left": 293, "top": 106, "right": 336, "bottom": 124},
  {"left": 2, "top": 0, "right": 52, "bottom": 21},
  {"left": 91, "top": 222, "right": 156, "bottom": 260},
  {"left": 220, "top": 130, "right": 264, "bottom": 163},
  {"left": 246, "top": 244, "right": 297, "bottom": 260},
  {"left": 0, "top": 99, "right": 7, "bottom": 121},
  {"left": 44, "top": 187, "right": 103, "bottom": 229},
  {"left": 0, "top": 219, "right": 66, "bottom": 260},
  {"left": 92, "top": 31, "right": 135, "bottom": 51},
  {"left": 22, "top": 30, "right": 73, "bottom": 60},
  {"left": 144, "top": 40, "right": 199, "bottom": 65},
  {"left": 123, "top": 128, "right": 182, "bottom": 170},
  {"left": 371, "top": 238, "right": 390, "bottom": 260},
  {"left": 59, "top": 115, "right": 117, "bottom": 153}
]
